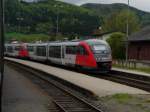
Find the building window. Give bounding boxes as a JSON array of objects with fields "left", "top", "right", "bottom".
[{"left": 36, "top": 46, "right": 46, "bottom": 56}]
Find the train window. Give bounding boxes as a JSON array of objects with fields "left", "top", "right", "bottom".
[
  {"left": 77, "top": 46, "right": 88, "bottom": 55},
  {"left": 92, "top": 44, "right": 108, "bottom": 54},
  {"left": 66, "top": 46, "right": 77, "bottom": 54},
  {"left": 27, "top": 46, "right": 34, "bottom": 52},
  {"left": 93, "top": 45, "right": 107, "bottom": 51},
  {"left": 66, "top": 46, "right": 70, "bottom": 54},
  {"left": 15, "top": 46, "right": 20, "bottom": 51},
  {"left": 49, "top": 46, "right": 61, "bottom": 58},
  {"left": 7, "top": 46, "right": 13, "bottom": 53},
  {"left": 36, "top": 46, "right": 46, "bottom": 56}
]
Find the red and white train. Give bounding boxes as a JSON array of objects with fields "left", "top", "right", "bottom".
[{"left": 5, "top": 39, "right": 112, "bottom": 72}]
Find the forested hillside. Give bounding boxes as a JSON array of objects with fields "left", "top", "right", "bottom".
[
  {"left": 5, "top": 0, "right": 150, "bottom": 42},
  {"left": 5, "top": 0, "right": 100, "bottom": 36},
  {"left": 82, "top": 3, "right": 150, "bottom": 26}
]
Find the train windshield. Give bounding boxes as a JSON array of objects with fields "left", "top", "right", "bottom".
[
  {"left": 93, "top": 45, "right": 107, "bottom": 51},
  {"left": 91, "top": 44, "right": 109, "bottom": 54}
]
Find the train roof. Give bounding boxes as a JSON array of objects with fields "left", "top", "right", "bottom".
[
  {"left": 5, "top": 43, "right": 20, "bottom": 46},
  {"left": 85, "top": 39, "right": 108, "bottom": 45},
  {"left": 5, "top": 39, "right": 109, "bottom": 46}
]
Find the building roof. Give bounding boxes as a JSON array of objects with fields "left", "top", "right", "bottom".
[{"left": 129, "top": 26, "right": 150, "bottom": 41}]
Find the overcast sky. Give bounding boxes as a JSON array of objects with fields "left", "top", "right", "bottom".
[{"left": 58, "top": 0, "right": 150, "bottom": 12}]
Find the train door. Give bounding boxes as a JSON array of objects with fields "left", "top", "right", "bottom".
[
  {"left": 76, "top": 45, "right": 89, "bottom": 67},
  {"left": 11, "top": 45, "right": 16, "bottom": 57},
  {"left": 64, "top": 45, "right": 77, "bottom": 66},
  {"left": 14, "top": 45, "right": 20, "bottom": 57},
  {"left": 6, "top": 45, "right": 14, "bottom": 56},
  {"left": 27, "top": 45, "right": 35, "bottom": 58}
]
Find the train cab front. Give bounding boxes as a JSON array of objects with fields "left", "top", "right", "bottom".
[{"left": 88, "top": 40, "right": 112, "bottom": 73}]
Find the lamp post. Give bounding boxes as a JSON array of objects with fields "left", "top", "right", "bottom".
[
  {"left": 54, "top": 4, "right": 63, "bottom": 36},
  {"left": 17, "top": 0, "right": 23, "bottom": 32},
  {"left": 126, "top": 0, "right": 129, "bottom": 61},
  {"left": 0, "top": 0, "right": 5, "bottom": 111}
]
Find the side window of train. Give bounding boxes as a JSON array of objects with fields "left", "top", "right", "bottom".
[
  {"left": 77, "top": 46, "right": 88, "bottom": 55},
  {"left": 7, "top": 46, "right": 13, "bottom": 53},
  {"left": 49, "top": 46, "right": 61, "bottom": 58},
  {"left": 66, "top": 46, "right": 77, "bottom": 54},
  {"left": 27, "top": 46, "right": 34, "bottom": 52},
  {"left": 36, "top": 46, "right": 46, "bottom": 56},
  {"left": 15, "top": 46, "right": 20, "bottom": 51}
]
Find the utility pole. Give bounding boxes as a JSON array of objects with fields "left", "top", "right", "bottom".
[
  {"left": 56, "top": 9, "right": 59, "bottom": 35},
  {"left": 17, "top": 0, "right": 23, "bottom": 32},
  {"left": 126, "top": 0, "right": 129, "bottom": 61},
  {"left": 54, "top": 4, "right": 63, "bottom": 36},
  {"left": 0, "top": 0, "right": 5, "bottom": 111}
]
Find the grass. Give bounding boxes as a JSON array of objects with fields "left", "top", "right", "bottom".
[
  {"left": 111, "top": 93, "right": 133, "bottom": 103},
  {"left": 113, "top": 64, "right": 150, "bottom": 74},
  {"left": 144, "top": 99, "right": 150, "bottom": 103},
  {"left": 5, "top": 32, "right": 50, "bottom": 42}
]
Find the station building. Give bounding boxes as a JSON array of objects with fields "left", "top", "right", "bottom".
[{"left": 128, "top": 26, "right": 150, "bottom": 61}]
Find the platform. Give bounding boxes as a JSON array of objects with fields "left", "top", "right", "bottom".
[{"left": 5, "top": 57, "right": 149, "bottom": 97}]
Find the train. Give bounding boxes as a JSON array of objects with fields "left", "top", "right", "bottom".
[{"left": 5, "top": 39, "right": 112, "bottom": 72}]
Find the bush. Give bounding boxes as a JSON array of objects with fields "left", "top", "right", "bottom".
[{"left": 107, "top": 32, "right": 126, "bottom": 59}]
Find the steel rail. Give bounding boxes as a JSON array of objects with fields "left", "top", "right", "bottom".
[
  {"left": 53, "top": 100, "right": 67, "bottom": 112},
  {"left": 106, "top": 73, "right": 150, "bottom": 92},
  {"left": 31, "top": 69, "right": 104, "bottom": 112},
  {"left": 6, "top": 61, "right": 104, "bottom": 112}
]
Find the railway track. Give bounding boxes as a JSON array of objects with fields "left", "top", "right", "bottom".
[
  {"left": 6, "top": 61, "right": 105, "bottom": 112},
  {"left": 106, "top": 71, "right": 150, "bottom": 92},
  {"left": 70, "top": 64, "right": 150, "bottom": 92},
  {"left": 73, "top": 67, "right": 150, "bottom": 92},
  {"left": 74, "top": 67, "right": 150, "bottom": 92},
  {"left": 5, "top": 58, "right": 150, "bottom": 112}
]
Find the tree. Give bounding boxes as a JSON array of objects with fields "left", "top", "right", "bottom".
[
  {"left": 102, "top": 10, "right": 140, "bottom": 34},
  {"left": 107, "top": 32, "right": 126, "bottom": 59},
  {"left": 5, "top": 0, "right": 100, "bottom": 37},
  {"left": 36, "top": 22, "right": 53, "bottom": 34}
]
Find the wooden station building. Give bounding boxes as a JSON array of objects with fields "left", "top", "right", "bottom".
[{"left": 128, "top": 26, "right": 150, "bottom": 61}]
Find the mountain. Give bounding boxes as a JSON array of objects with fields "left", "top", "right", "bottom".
[
  {"left": 82, "top": 3, "right": 150, "bottom": 26},
  {"left": 5, "top": 0, "right": 100, "bottom": 36}
]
